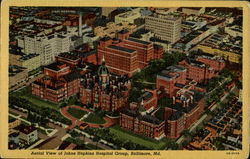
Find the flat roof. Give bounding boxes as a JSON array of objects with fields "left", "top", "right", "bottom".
[
  {"left": 108, "top": 45, "right": 136, "bottom": 53},
  {"left": 16, "top": 124, "right": 36, "bottom": 134},
  {"left": 44, "top": 62, "right": 67, "bottom": 71},
  {"left": 127, "top": 37, "right": 151, "bottom": 45}
]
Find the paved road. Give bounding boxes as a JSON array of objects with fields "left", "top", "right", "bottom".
[
  {"left": 9, "top": 108, "right": 66, "bottom": 145},
  {"left": 79, "top": 136, "right": 113, "bottom": 150},
  {"left": 176, "top": 85, "right": 237, "bottom": 145},
  {"left": 10, "top": 106, "right": 113, "bottom": 150},
  {"left": 10, "top": 74, "right": 44, "bottom": 92}
]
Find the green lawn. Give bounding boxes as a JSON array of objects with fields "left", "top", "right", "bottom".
[
  {"left": 68, "top": 108, "right": 88, "bottom": 119},
  {"left": 84, "top": 113, "right": 106, "bottom": 124},
  {"left": 109, "top": 125, "right": 168, "bottom": 149},
  {"left": 10, "top": 86, "right": 59, "bottom": 111},
  {"left": 22, "top": 95, "right": 59, "bottom": 111}
]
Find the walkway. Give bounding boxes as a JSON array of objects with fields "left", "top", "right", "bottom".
[{"left": 60, "top": 105, "right": 115, "bottom": 129}]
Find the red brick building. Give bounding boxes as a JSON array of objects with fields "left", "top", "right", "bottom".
[
  {"left": 120, "top": 88, "right": 165, "bottom": 139},
  {"left": 73, "top": 45, "right": 98, "bottom": 65},
  {"left": 121, "top": 78, "right": 205, "bottom": 139},
  {"left": 128, "top": 89, "right": 159, "bottom": 113},
  {"left": 32, "top": 61, "right": 81, "bottom": 103},
  {"left": 121, "top": 59, "right": 207, "bottom": 139},
  {"left": 195, "top": 53, "right": 225, "bottom": 71},
  {"left": 56, "top": 52, "right": 81, "bottom": 67},
  {"left": 119, "top": 53, "right": 223, "bottom": 139},
  {"left": 97, "top": 29, "right": 164, "bottom": 77},
  {"left": 156, "top": 65, "right": 187, "bottom": 97},
  {"left": 120, "top": 108, "right": 165, "bottom": 139},
  {"left": 164, "top": 82, "right": 205, "bottom": 138},
  {"left": 157, "top": 54, "right": 225, "bottom": 97},
  {"left": 178, "top": 53, "right": 225, "bottom": 83},
  {"left": 79, "top": 59, "right": 131, "bottom": 112},
  {"left": 138, "top": 89, "right": 158, "bottom": 111},
  {"left": 98, "top": 37, "right": 139, "bottom": 77}
]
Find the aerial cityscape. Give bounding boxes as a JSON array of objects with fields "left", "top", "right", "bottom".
[{"left": 8, "top": 7, "right": 242, "bottom": 150}]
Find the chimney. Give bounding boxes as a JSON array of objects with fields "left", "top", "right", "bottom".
[{"left": 79, "top": 12, "right": 83, "bottom": 37}]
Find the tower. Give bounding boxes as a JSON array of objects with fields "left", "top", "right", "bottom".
[{"left": 97, "top": 56, "right": 109, "bottom": 84}]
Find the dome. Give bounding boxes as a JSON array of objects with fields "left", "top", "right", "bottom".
[
  {"left": 98, "top": 63, "right": 109, "bottom": 76},
  {"left": 98, "top": 56, "right": 109, "bottom": 76}
]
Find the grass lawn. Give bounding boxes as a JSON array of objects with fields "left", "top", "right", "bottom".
[
  {"left": 10, "top": 86, "right": 59, "bottom": 111},
  {"left": 109, "top": 125, "right": 168, "bottom": 149},
  {"left": 84, "top": 113, "right": 106, "bottom": 124},
  {"left": 22, "top": 95, "right": 59, "bottom": 111},
  {"left": 68, "top": 108, "right": 88, "bottom": 119}
]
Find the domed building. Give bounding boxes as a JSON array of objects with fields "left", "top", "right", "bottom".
[{"left": 79, "top": 59, "right": 131, "bottom": 112}]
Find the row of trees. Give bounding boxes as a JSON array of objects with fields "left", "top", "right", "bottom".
[
  {"left": 82, "top": 126, "right": 180, "bottom": 150},
  {"left": 59, "top": 95, "right": 81, "bottom": 108},
  {"left": 205, "top": 68, "right": 235, "bottom": 107},
  {"left": 9, "top": 95, "right": 71, "bottom": 125},
  {"left": 83, "top": 127, "right": 152, "bottom": 150},
  {"left": 27, "top": 111, "right": 49, "bottom": 127}
]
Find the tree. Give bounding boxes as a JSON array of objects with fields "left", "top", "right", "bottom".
[
  {"left": 128, "top": 88, "right": 142, "bottom": 102},
  {"left": 212, "top": 137, "right": 225, "bottom": 150},
  {"left": 181, "top": 129, "right": 192, "bottom": 138},
  {"left": 166, "top": 140, "right": 179, "bottom": 150},
  {"left": 93, "top": 136, "right": 100, "bottom": 149},
  {"left": 181, "top": 140, "right": 189, "bottom": 148},
  {"left": 235, "top": 80, "right": 242, "bottom": 89},
  {"left": 205, "top": 109, "right": 212, "bottom": 115}
]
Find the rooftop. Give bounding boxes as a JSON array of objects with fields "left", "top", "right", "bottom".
[
  {"left": 107, "top": 45, "right": 136, "bottom": 53},
  {"left": 15, "top": 124, "right": 36, "bottom": 134},
  {"left": 138, "top": 91, "right": 153, "bottom": 102},
  {"left": 44, "top": 62, "right": 68, "bottom": 71},
  {"left": 9, "top": 65, "right": 27, "bottom": 76},
  {"left": 57, "top": 52, "right": 80, "bottom": 61},
  {"left": 63, "top": 70, "right": 81, "bottom": 82},
  {"left": 148, "top": 13, "right": 181, "bottom": 21},
  {"left": 122, "top": 108, "right": 163, "bottom": 125},
  {"left": 20, "top": 53, "right": 39, "bottom": 61},
  {"left": 127, "top": 37, "right": 151, "bottom": 45}
]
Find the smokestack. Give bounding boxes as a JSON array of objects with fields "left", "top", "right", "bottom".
[{"left": 79, "top": 12, "right": 83, "bottom": 37}]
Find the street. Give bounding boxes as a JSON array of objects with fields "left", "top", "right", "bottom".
[
  {"left": 176, "top": 85, "right": 238, "bottom": 145},
  {"left": 9, "top": 107, "right": 113, "bottom": 150}
]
